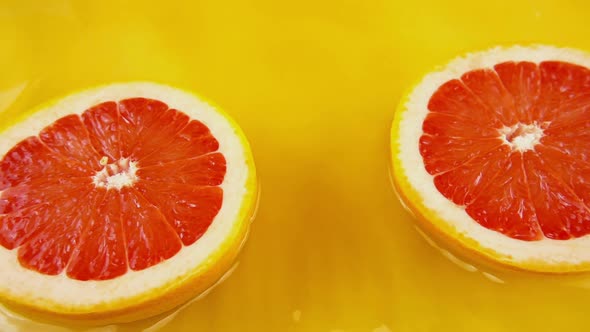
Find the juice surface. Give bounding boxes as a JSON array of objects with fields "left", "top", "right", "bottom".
[{"left": 1, "top": 0, "right": 590, "bottom": 331}]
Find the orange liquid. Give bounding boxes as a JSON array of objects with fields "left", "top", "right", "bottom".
[{"left": 1, "top": 0, "right": 590, "bottom": 331}]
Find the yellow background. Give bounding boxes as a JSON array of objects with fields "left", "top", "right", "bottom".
[{"left": 1, "top": 0, "right": 590, "bottom": 331}]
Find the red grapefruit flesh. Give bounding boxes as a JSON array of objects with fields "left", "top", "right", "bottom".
[
  {"left": 0, "top": 82, "right": 257, "bottom": 323},
  {"left": 392, "top": 46, "right": 590, "bottom": 273},
  {"left": 0, "top": 97, "right": 226, "bottom": 281},
  {"left": 422, "top": 61, "right": 590, "bottom": 241}
]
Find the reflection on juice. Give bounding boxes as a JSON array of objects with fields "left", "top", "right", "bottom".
[{"left": 2, "top": 0, "right": 590, "bottom": 331}]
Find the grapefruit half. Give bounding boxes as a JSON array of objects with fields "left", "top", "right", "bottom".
[
  {"left": 391, "top": 45, "right": 590, "bottom": 273},
  {"left": 0, "top": 82, "right": 257, "bottom": 323}
]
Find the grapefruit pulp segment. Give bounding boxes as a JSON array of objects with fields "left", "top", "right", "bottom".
[
  {"left": 81, "top": 101, "right": 122, "bottom": 161},
  {"left": 119, "top": 187, "right": 183, "bottom": 271},
  {"left": 66, "top": 189, "right": 127, "bottom": 281}
]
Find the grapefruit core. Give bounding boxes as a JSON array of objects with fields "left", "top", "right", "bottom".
[
  {"left": 391, "top": 45, "right": 590, "bottom": 273},
  {"left": 0, "top": 82, "right": 257, "bottom": 323}
]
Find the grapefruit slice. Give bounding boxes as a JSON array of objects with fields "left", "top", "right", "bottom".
[
  {"left": 391, "top": 45, "right": 590, "bottom": 273},
  {"left": 0, "top": 82, "right": 257, "bottom": 323}
]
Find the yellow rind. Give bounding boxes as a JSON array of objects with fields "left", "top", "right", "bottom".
[{"left": 0, "top": 82, "right": 259, "bottom": 324}]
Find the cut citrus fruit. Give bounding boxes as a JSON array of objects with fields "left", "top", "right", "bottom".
[
  {"left": 391, "top": 45, "right": 590, "bottom": 273},
  {"left": 0, "top": 82, "right": 257, "bottom": 323}
]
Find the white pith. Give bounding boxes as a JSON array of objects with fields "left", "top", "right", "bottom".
[
  {"left": 396, "top": 45, "right": 590, "bottom": 266},
  {"left": 93, "top": 158, "right": 139, "bottom": 190},
  {"left": 499, "top": 122, "right": 544, "bottom": 152},
  {"left": 0, "top": 82, "right": 252, "bottom": 307}
]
